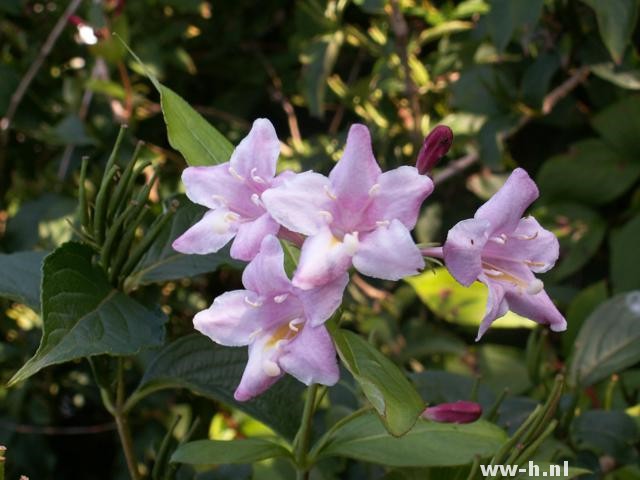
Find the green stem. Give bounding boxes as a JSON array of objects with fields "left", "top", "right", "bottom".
[
  {"left": 294, "top": 384, "right": 319, "bottom": 479},
  {"left": 114, "top": 359, "right": 141, "bottom": 480}
]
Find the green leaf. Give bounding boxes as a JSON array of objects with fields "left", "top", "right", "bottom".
[
  {"left": 537, "top": 139, "right": 640, "bottom": 206},
  {"left": 570, "top": 410, "right": 638, "bottom": 463},
  {"left": 8, "top": 242, "right": 166, "bottom": 386},
  {"left": 591, "top": 63, "right": 640, "bottom": 90},
  {"left": 301, "top": 31, "right": 344, "bottom": 118},
  {"left": 484, "top": 0, "right": 544, "bottom": 52},
  {"left": 329, "top": 328, "right": 424, "bottom": 437},
  {"left": 406, "top": 267, "right": 534, "bottom": 330},
  {"left": 317, "top": 413, "right": 508, "bottom": 467},
  {"left": 171, "top": 438, "right": 290, "bottom": 465},
  {"left": 563, "top": 282, "right": 608, "bottom": 357},
  {"left": 130, "top": 334, "right": 303, "bottom": 440},
  {"left": 569, "top": 292, "right": 640, "bottom": 387},
  {"left": 581, "top": 0, "right": 639, "bottom": 63},
  {"left": 125, "top": 197, "right": 240, "bottom": 288},
  {"left": 611, "top": 214, "right": 640, "bottom": 293},
  {"left": 591, "top": 96, "right": 640, "bottom": 159},
  {"left": 0, "top": 251, "right": 47, "bottom": 310}
]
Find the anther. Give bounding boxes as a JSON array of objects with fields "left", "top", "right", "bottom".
[
  {"left": 368, "top": 183, "right": 381, "bottom": 197},
  {"left": 324, "top": 185, "right": 337, "bottom": 200},
  {"left": 526, "top": 279, "right": 544, "bottom": 295},
  {"left": 318, "top": 210, "right": 334, "bottom": 223},
  {"left": 262, "top": 360, "right": 281, "bottom": 377},
  {"left": 224, "top": 212, "right": 240, "bottom": 222},
  {"left": 273, "top": 293, "right": 289, "bottom": 304},
  {"left": 251, "top": 193, "right": 264, "bottom": 207},
  {"left": 211, "top": 194, "right": 228, "bottom": 207},
  {"left": 343, "top": 232, "right": 359, "bottom": 255},
  {"left": 288, "top": 318, "right": 304, "bottom": 332},
  {"left": 228, "top": 166, "right": 244, "bottom": 181},
  {"left": 244, "top": 296, "right": 263, "bottom": 308},
  {"left": 248, "top": 328, "right": 262, "bottom": 341},
  {"left": 376, "top": 220, "right": 390, "bottom": 227},
  {"left": 250, "top": 167, "right": 265, "bottom": 183}
]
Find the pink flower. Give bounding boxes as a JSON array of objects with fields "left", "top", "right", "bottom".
[
  {"left": 422, "top": 401, "right": 482, "bottom": 424},
  {"left": 439, "top": 168, "right": 566, "bottom": 340},
  {"left": 262, "top": 124, "right": 433, "bottom": 289},
  {"left": 416, "top": 125, "right": 453, "bottom": 175},
  {"left": 193, "top": 235, "right": 346, "bottom": 401},
  {"left": 172, "top": 118, "right": 291, "bottom": 261}
]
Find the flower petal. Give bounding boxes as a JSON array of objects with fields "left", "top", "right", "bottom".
[
  {"left": 229, "top": 118, "right": 280, "bottom": 181},
  {"left": 242, "top": 235, "right": 292, "bottom": 296},
  {"left": 443, "top": 218, "right": 492, "bottom": 287},
  {"left": 504, "top": 288, "right": 567, "bottom": 333},
  {"left": 279, "top": 325, "right": 339, "bottom": 386},
  {"left": 476, "top": 278, "right": 508, "bottom": 341},
  {"left": 297, "top": 273, "right": 349, "bottom": 327},
  {"left": 483, "top": 216, "right": 559, "bottom": 273},
  {"left": 352, "top": 219, "right": 424, "bottom": 280},
  {"left": 475, "top": 168, "right": 539, "bottom": 235},
  {"left": 172, "top": 209, "right": 237, "bottom": 255},
  {"left": 262, "top": 171, "right": 333, "bottom": 236},
  {"left": 292, "top": 227, "right": 354, "bottom": 289},
  {"left": 365, "top": 166, "right": 433, "bottom": 229},
  {"left": 230, "top": 213, "right": 280, "bottom": 262},
  {"left": 329, "top": 124, "right": 381, "bottom": 213},
  {"left": 181, "top": 165, "right": 259, "bottom": 218},
  {"left": 234, "top": 334, "right": 282, "bottom": 402},
  {"left": 193, "top": 290, "right": 261, "bottom": 346}
]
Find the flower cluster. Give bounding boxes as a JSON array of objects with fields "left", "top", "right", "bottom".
[{"left": 174, "top": 119, "right": 566, "bottom": 401}]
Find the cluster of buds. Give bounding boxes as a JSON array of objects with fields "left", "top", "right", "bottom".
[{"left": 174, "top": 119, "right": 566, "bottom": 401}]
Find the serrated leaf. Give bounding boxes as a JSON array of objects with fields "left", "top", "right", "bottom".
[
  {"left": 0, "top": 251, "right": 47, "bottom": 310},
  {"left": 317, "top": 413, "right": 507, "bottom": 467},
  {"left": 171, "top": 438, "right": 289, "bottom": 465},
  {"left": 8, "top": 242, "right": 166, "bottom": 386},
  {"left": 130, "top": 334, "right": 304, "bottom": 440},
  {"left": 126, "top": 196, "right": 240, "bottom": 288},
  {"left": 329, "top": 328, "right": 424, "bottom": 437},
  {"left": 569, "top": 292, "right": 640, "bottom": 387},
  {"left": 581, "top": 0, "right": 639, "bottom": 63}
]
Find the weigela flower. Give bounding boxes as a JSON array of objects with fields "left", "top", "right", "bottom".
[
  {"left": 193, "top": 235, "right": 346, "bottom": 401},
  {"left": 172, "top": 118, "right": 290, "bottom": 261},
  {"left": 441, "top": 168, "right": 566, "bottom": 340},
  {"left": 262, "top": 124, "right": 433, "bottom": 289},
  {"left": 422, "top": 401, "right": 482, "bottom": 424}
]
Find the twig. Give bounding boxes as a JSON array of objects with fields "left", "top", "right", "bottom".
[
  {"left": 0, "top": 420, "right": 116, "bottom": 436},
  {"left": 389, "top": 0, "right": 422, "bottom": 142},
  {"left": 352, "top": 273, "right": 390, "bottom": 301},
  {"left": 434, "top": 65, "right": 591, "bottom": 185}
]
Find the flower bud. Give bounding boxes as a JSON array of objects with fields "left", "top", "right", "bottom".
[
  {"left": 416, "top": 125, "right": 453, "bottom": 175},
  {"left": 422, "top": 400, "right": 482, "bottom": 424}
]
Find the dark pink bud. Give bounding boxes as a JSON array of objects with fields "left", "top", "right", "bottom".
[
  {"left": 416, "top": 125, "right": 453, "bottom": 175},
  {"left": 68, "top": 15, "right": 84, "bottom": 26},
  {"left": 422, "top": 401, "right": 482, "bottom": 424}
]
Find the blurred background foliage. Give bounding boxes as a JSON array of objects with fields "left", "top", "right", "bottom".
[{"left": 1, "top": 0, "right": 640, "bottom": 479}]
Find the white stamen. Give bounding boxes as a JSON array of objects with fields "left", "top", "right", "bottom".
[
  {"left": 244, "top": 296, "right": 263, "bottom": 308},
  {"left": 273, "top": 293, "right": 289, "bottom": 304},
  {"left": 515, "top": 231, "right": 539, "bottom": 241},
  {"left": 210, "top": 194, "right": 228, "bottom": 207},
  {"left": 250, "top": 167, "right": 265, "bottom": 183},
  {"left": 251, "top": 193, "right": 264, "bottom": 207},
  {"left": 262, "top": 360, "right": 281, "bottom": 377},
  {"left": 526, "top": 279, "right": 544, "bottom": 295},
  {"left": 228, "top": 166, "right": 244, "bottom": 181},
  {"left": 211, "top": 215, "right": 230, "bottom": 234},
  {"left": 483, "top": 268, "right": 503, "bottom": 277},
  {"left": 224, "top": 212, "right": 240, "bottom": 223},
  {"left": 324, "top": 185, "right": 337, "bottom": 200},
  {"left": 376, "top": 220, "right": 390, "bottom": 227},
  {"left": 490, "top": 234, "right": 507, "bottom": 245},
  {"left": 368, "top": 183, "right": 381, "bottom": 197},
  {"left": 288, "top": 318, "right": 304, "bottom": 332},
  {"left": 343, "top": 232, "right": 359, "bottom": 255},
  {"left": 248, "top": 328, "right": 262, "bottom": 341},
  {"left": 318, "top": 210, "right": 334, "bottom": 223}
]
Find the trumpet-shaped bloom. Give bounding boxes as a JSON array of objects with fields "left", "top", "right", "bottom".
[
  {"left": 193, "top": 235, "right": 346, "bottom": 401},
  {"left": 441, "top": 168, "right": 566, "bottom": 340},
  {"left": 172, "top": 118, "right": 290, "bottom": 261},
  {"left": 262, "top": 124, "right": 433, "bottom": 289}
]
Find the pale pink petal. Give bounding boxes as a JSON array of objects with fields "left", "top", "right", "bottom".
[
  {"left": 475, "top": 168, "right": 539, "bottom": 235},
  {"left": 443, "top": 218, "right": 492, "bottom": 287},
  {"left": 172, "top": 209, "right": 237, "bottom": 255},
  {"left": 352, "top": 219, "right": 424, "bottom": 280},
  {"left": 292, "top": 227, "right": 354, "bottom": 289},
  {"left": 476, "top": 278, "right": 508, "bottom": 341},
  {"left": 234, "top": 335, "right": 282, "bottom": 402},
  {"left": 262, "top": 171, "right": 333, "bottom": 236},
  {"left": 279, "top": 325, "right": 339, "bottom": 386},
  {"left": 329, "top": 124, "right": 382, "bottom": 213},
  {"left": 230, "top": 213, "right": 280, "bottom": 262},
  {"left": 181, "top": 165, "right": 259, "bottom": 218},
  {"left": 242, "top": 235, "right": 291, "bottom": 296},
  {"left": 229, "top": 118, "right": 280, "bottom": 181},
  {"left": 365, "top": 166, "right": 433, "bottom": 230},
  {"left": 504, "top": 288, "right": 567, "bottom": 333},
  {"left": 483, "top": 216, "right": 559, "bottom": 273},
  {"left": 193, "top": 290, "right": 261, "bottom": 346},
  {"left": 297, "top": 273, "right": 349, "bottom": 327}
]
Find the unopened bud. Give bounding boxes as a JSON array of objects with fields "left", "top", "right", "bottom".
[
  {"left": 416, "top": 125, "right": 453, "bottom": 175},
  {"left": 422, "top": 400, "right": 482, "bottom": 424}
]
